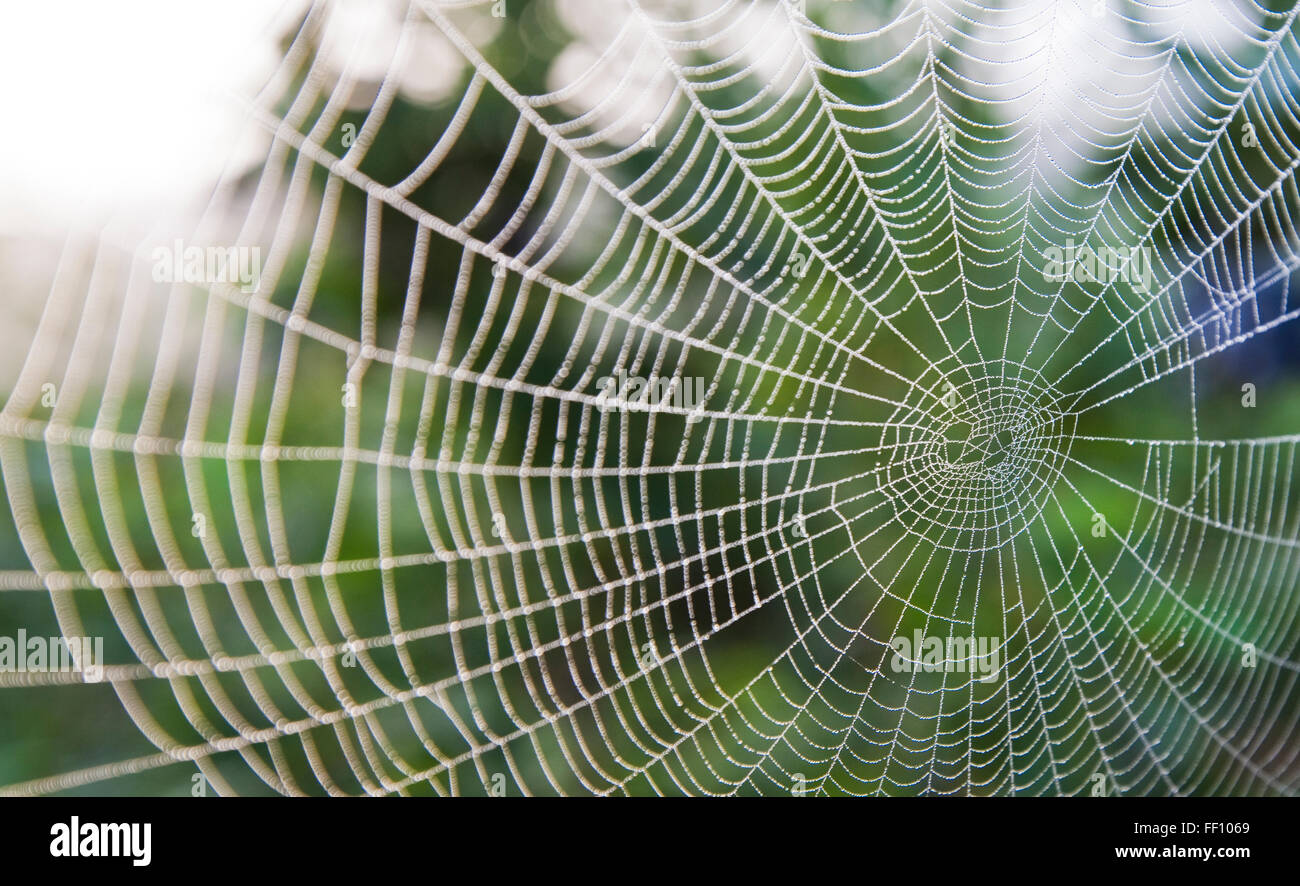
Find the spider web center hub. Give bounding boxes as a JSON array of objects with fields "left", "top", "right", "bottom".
[{"left": 881, "top": 360, "right": 1076, "bottom": 553}]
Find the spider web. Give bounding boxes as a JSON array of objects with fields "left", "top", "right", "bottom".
[{"left": 3, "top": 0, "right": 1300, "bottom": 796}]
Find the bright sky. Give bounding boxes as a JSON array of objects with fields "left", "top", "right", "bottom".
[{"left": 0, "top": 0, "right": 288, "bottom": 234}]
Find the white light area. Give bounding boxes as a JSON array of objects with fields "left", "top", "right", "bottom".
[
  {"left": 822, "top": 0, "right": 906, "bottom": 34},
  {"left": 547, "top": 40, "right": 677, "bottom": 147},
  {"left": 394, "top": 22, "right": 469, "bottom": 107},
  {"left": 0, "top": 0, "right": 289, "bottom": 235},
  {"left": 937, "top": 0, "right": 1261, "bottom": 181},
  {"left": 548, "top": 0, "right": 802, "bottom": 148},
  {"left": 685, "top": 0, "right": 803, "bottom": 87},
  {"left": 1146, "top": 0, "right": 1262, "bottom": 53},
  {"left": 548, "top": 0, "right": 673, "bottom": 148},
  {"left": 319, "top": 1, "right": 470, "bottom": 110},
  {"left": 555, "top": 0, "right": 626, "bottom": 47}
]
